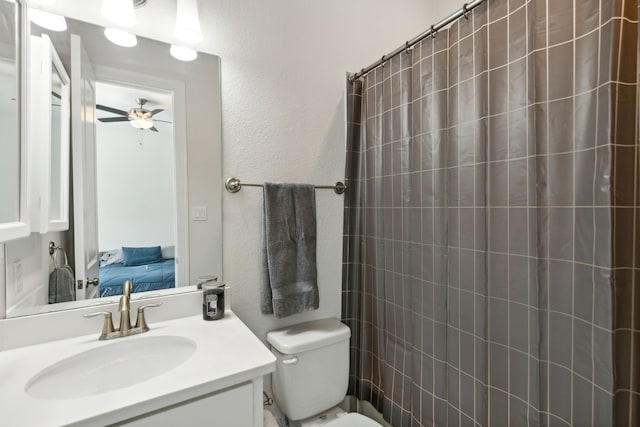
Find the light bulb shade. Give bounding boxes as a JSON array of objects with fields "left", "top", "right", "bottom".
[
  {"left": 131, "top": 118, "right": 154, "bottom": 129},
  {"left": 101, "top": 0, "right": 136, "bottom": 27},
  {"left": 104, "top": 28, "right": 137, "bottom": 47},
  {"left": 30, "top": 9, "right": 67, "bottom": 32},
  {"left": 174, "top": 0, "right": 203, "bottom": 44},
  {"left": 170, "top": 45, "right": 198, "bottom": 61}
]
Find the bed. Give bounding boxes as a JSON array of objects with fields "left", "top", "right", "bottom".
[{"left": 98, "top": 246, "right": 175, "bottom": 297}]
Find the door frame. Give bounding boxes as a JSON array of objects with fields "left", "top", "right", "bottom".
[{"left": 89, "top": 65, "right": 189, "bottom": 288}]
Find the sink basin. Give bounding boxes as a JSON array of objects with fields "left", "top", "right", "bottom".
[{"left": 25, "top": 335, "right": 196, "bottom": 400}]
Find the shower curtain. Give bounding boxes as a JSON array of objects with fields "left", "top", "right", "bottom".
[{"left": 342, "top": 1, "right": 639, "bottom": 426}]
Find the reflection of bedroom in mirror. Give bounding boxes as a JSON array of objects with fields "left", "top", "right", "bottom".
[
  {"left": 94, "top": 81, "right": 177, "bottom": 297},
  {"left": 4, "top": 13, "right": 222, "bottom": 318}
]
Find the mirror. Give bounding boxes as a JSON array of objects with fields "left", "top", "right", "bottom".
[
  {"left": 0, "top": 1, "right": 19, "bottom": 225},
  {"left": 0, "top": 0, "right": 29, "bottom": 242},
  {"left": 3, "top": 12, "right": 222, "bottom": 317},
  {"left": 49, "top": 52, "right": 66, "bottom": 223}
]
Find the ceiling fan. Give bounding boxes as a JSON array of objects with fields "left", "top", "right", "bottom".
[{"left": 96, "top": 98, "right": 171, "bottom": 132}]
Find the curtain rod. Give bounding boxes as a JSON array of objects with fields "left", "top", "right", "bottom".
[
  {"left": 349, "top": 0, "right": 486, "bottom": 82},
  {"left": 225, "top": 177, "right": 347, "bottom": 195}
]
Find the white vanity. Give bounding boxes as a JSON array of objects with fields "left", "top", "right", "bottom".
[{"left": 0, "top": 310, "right": 275, "bottom": 426}]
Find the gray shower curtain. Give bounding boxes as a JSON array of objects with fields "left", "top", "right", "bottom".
[{"left": 342, "top": 0, "right": 639, "bottom": 426}]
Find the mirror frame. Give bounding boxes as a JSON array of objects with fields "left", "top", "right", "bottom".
[
  {"left": 0, "top": 0, "right": 29, "bottom": 242},
  {"left": 29, "top": 33, "right": 71, "bottom": 233},
  {"left": 45, "top": 34, "right": 71, "bottom": 231}
]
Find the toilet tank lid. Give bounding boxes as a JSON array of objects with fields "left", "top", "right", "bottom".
[{"left": 266, "top": 318, "right": 351, "bottom": 354}]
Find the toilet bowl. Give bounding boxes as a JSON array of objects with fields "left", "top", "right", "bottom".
[
  {"left": 267, "top": 318, "right": 382, "bottom": 427},
  {"left": 297, "top": 407, "right": 381, "bottom": 427}
]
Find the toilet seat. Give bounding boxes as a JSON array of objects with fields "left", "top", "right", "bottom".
[{"left": 324, "top": 412, "right": 382, "bottom": 426}]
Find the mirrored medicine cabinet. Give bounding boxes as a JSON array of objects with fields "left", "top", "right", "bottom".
[
  {"left": 1, "top": 0, "right": 222, "bottom": 319},
  {"left": 0, "top": 0, "right": 29, "bottom": 242}
]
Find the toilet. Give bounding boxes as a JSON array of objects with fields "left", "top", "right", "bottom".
[{"left": 267, "top": 318, "right": 382, "bottom": 427}]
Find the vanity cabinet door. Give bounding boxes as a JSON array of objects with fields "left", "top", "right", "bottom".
[
  {"left": 0, "top": 0, "right": 29, "bottom": 242},
  {"left": 114, "top": 382, "right": 256, "bottom": 427},
  {"left": 29, "top": 33, "right": 71, "bottom": 233}
]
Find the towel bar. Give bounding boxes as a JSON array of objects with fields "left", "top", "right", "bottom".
[{"left": 225, "top": 177, "right": 347, "bottom": 195}]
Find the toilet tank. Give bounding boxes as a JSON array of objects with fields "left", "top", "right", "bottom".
[{"left": 267, "top": 318, "right": 351, "bottom": 421}]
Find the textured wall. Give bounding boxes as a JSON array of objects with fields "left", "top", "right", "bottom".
[{"left": 214, "top": 0, "right": 443, "bottom": 343}]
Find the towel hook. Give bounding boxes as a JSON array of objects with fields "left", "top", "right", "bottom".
[{"left": 49, "top": 241, "right": 69, "bottom": 268}]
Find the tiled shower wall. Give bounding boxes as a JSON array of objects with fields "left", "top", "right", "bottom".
[{"left": 342, "top": 0, "right": 639, "bottom": 426}]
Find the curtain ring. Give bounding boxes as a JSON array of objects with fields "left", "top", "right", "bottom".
[
  {"left": 381, "top": 55, "right": 386, "bottom": 67},
  {"left": 430, "top": 25, "right": 437, "bottom": 38},
  {"left": 405, "top": 41, "right": 412, "bottom": 54},
  {"left": 462, "top": 3, "right": 470, "bottom": 19}
]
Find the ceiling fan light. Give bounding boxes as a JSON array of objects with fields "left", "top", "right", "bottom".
[
  {"left": 101, "top": 0, "right": 136, "bottom": 28},
  {"left": 104, "top": 28, "right": 137, "bottom": 47},
  {"left": 170, "top": 45, "right": 198, "bottom": 62},
  {"left": 131, "top": 118, "right": 154, "bottom": 129},
  {"left": 174, "top": 0, "right": 203, "bottom": 44},
  {"left": 30, "top": 9, "right": 67, "bottom": 32}
]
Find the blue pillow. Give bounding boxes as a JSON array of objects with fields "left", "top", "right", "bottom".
[{"left": 122, "top": 246, "right": 162, "bottom": 266}]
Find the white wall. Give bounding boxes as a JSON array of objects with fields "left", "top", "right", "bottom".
[
  {"left": 212, "top": 1, "right": 453, "bottom": 350},
  {"left": 215, "top": 1, "right": 445, "bottom": 343},
  {"left": 4, "top": 230, "right": 66, "bottom": 316},
  {"left": 95, "top": 117, "right": 176, "bottom": 251}
]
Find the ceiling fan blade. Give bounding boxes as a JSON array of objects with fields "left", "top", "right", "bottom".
[
  {"left": 150, "top": 126, "right": 159, "bottom": 132},
  {"left": 98, "top": 117, "right": 131, "bottom": 123},
  {"left": 153, "top": 119, "right": 173, "bottom": 124},
  {"left": 96, "top": 104, "right": 129, "bottom": 116},
  {"left": 150, "top": 108, "right": 164, "bottom": 116}
]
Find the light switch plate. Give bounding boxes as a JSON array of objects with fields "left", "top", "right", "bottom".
[{"left": 192, "top": 206, "right": 207, "bottom": 221}]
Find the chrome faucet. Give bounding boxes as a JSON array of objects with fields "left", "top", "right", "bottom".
[{"left": 84, "top": 280, "right": 162, "bottom": 340}]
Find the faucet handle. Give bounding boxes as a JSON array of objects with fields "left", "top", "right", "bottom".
[
  {"left": 134, "top": 302, "right": 162, "bottom": 332},
  {"left": 84, "top": 311, "right": 115, "bottom": 340}
]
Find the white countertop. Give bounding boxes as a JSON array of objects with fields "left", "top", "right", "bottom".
[{"left": 0, "top": 311, "right": 276, "bottom": 427}]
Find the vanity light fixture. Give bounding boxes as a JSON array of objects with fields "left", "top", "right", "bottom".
[
  {"left": 104, "top": 28, "right": 138, "bottom": 47},
  {"left": 174, "top": 0, "right": 202, "bottom": 44},
  {"left": 101, "top": 0, "right": 136, "bottom": 28},
  {"left": 29, "top": 9, "right": 68, "bottom": 32},
  {"left": 170, "top": 44, "right": 198, "bottom": 61}
]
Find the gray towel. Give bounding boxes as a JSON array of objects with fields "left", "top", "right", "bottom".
[
  {"left": 48, "top": 264, "right": 76, "bottom": 303},
  {"left": 261, "top": 182, "right": 319, "bottom": 318}
]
